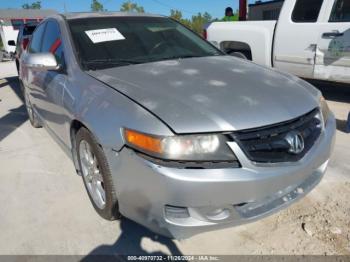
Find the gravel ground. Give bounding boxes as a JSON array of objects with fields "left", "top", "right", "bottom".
[{"left": 0, "top": 61, "right": 349, "bottom": 255}]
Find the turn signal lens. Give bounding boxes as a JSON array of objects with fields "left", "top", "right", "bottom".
[
  {"left": 124, "top": 129, "right": 162, "bottom": 154},
  {"left": 319, "top": 96, "right": 330, "bottom": 125}
]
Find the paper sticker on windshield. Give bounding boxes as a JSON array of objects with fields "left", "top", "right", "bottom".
[{"left": 85, "top": 28, "right": 125, "bottom": 44}]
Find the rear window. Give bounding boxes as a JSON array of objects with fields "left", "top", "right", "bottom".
[
  {"left": 23, "top": 26, "right": 37, "bottom": 36},
  {"left": 11, "top": 19, "right": 24, "bottom": 30},
  {"left": 292, "top": 0, "right": 324, "bottom": 23}
]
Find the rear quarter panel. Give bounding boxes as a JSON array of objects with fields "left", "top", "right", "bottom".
[{"left": 207, "top": 21, "right": 277, "bottom": 66}]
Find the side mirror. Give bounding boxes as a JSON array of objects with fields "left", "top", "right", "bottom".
[
  {"left": 8, "top": 40, "right": 16, "bottom": 46},
  {"left": 23, "top": 53, "right": 60, "bottom": 71}
]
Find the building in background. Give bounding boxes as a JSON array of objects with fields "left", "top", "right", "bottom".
[
  {"left": 248, "top": 0, "right": 284, "bottom": 20},
  {"left": 0, "top": 9, "right": 56, "bottom": 60}
]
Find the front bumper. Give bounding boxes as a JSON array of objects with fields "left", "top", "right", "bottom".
[{"left": 106, "top": 114, "right": 336, "bottom": 239}]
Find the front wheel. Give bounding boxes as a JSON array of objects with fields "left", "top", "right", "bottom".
[{"left": 76, "top": 127, "right": 120, "bottom": 220}]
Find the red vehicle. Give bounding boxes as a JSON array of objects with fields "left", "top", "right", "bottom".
[{"left": 8, "top": 21, "right": 40, "bottom": 73}]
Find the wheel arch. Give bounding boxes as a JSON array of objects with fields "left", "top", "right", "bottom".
[
  {"left": 69, "top": 119, "right": 110, "bottom": 176},
  {"left": 70, "top": 119, "right": 87, "bottom": 176},
  {"left": 220, "top": 41, "right": 253, "bottom": 60}
]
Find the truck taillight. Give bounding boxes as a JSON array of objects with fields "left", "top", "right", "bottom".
[
  {"left": 22, "top": 38, "right": 29, "bottom": 50},
  {"left": 203, "top": 29, "right": 207, "bottom": 40}
]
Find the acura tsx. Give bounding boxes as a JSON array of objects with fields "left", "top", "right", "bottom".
[{"left": 20, "top": 12, "right": 336, "bottom": 239}]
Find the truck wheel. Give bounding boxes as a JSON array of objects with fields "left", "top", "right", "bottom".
[
  {"left": 229, "top": 51, "right": 248, "bottom": 60},
  {"left": 76, "top": 127, "right": 121, "bottom": 221}
]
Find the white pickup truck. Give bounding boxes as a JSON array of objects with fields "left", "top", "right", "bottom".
[{"left": 206, "top": 0, "right": 350, "bottom": 84}]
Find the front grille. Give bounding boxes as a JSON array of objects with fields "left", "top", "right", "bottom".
[{"left": 231, "top": 109, "right": 322, "bottom": 163}]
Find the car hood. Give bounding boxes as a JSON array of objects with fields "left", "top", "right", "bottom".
[{"left": 88, "top": 56, "right": 319, "bottom": 134}]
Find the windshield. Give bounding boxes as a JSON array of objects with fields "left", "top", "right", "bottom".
[
  {"left": 68, "top": 16, "right": 223, "bottom": 70},
  {"left": 23, "top": 25, "right": 37, "bottom": 36}
]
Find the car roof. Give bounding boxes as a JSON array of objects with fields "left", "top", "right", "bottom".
[{"left": 61, "top": 11, "right": 164, "bottom": 20}]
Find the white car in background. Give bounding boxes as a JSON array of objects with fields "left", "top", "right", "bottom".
[{"left": 206, "top": 0, "right": 350, "bottom": 84}]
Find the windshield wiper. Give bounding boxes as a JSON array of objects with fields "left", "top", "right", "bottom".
[
  {"left": 161, "top": 55, "right": 204, "bottom": 61},
  {"left": 158, "top": 54, "right": 222, "bottom": 62},
  {"left": 82, "top": 59, "right": 144, "bottom": 70}
]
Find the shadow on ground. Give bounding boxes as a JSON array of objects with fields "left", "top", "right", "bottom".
[
  {"left": 307, "top": 80, "right": 350, "bottom": 103},
  {"left": 307, "top": 80, "right": 350, "bottom": 134},
  {"left": 336, "top": 119, "right": 349, "bottom": 134},
  {"left": 0, "top": 77, "right": 27, "bottom": 142},
  {"left": 82, "top": 218, "right": 183, "bottom": 261}
]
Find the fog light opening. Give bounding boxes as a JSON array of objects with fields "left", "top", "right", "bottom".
[
  {"left": 205, "top": 208, "right": 231, "bottom": 221},
  {"left": 165, "top": 205, "right": 190, "bottom": 219}
]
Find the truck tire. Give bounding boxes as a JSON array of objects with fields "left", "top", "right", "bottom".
[
  {"left": 15, "top": 59, "right": 20, "bottom": 74},
  {"left": 0, "top": 51, "right": 3, "bottom": 62},
  {"left": 228, "top": 51, "right": 248, "bottom": 60}
]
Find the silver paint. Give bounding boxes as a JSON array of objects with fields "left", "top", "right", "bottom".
[{"left": 20, "top": 13, "right": 336, "bottom": 239}]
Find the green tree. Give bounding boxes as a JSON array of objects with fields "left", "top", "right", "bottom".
[
  {"left": 120, "top": 1, "right": 145, "bottom": 13},
  {"left": 91, "top": 0, "right": 105, "bottom": 12},
  {"left": 169, "top": 9, "right": 191, "bottom": 28},
  {"left": 22, "top": 1, "right": 41, "bottom": 9},
  {"left": 170, "top": 9, "right": 183, "bottom": 21},
  {"left": 170, "top": 9, "right": 213, "bottom": 35},
  {"left": 190, "top": 12, "right": 212, "bottom": 35}
]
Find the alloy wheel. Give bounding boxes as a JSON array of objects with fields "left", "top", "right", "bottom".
[{"left": 79, "top": 140, "right": 106, "bottom": 209}]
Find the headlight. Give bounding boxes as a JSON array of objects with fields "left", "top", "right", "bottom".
[
  {"left": 123, "top": 128, "right": 237, "bottom": 162},
  {"left": 319, "top": 96, "right": 330, "bottom": 124}
]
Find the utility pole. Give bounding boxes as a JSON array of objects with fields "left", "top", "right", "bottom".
[
  {"left": 63, "top": 2, "right": 67, "bottom": 13},
  {"left": 239, "top": 0, "right": 248, "bottom": 21}
]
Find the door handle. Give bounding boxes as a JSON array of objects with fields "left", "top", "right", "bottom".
[{"left": 322, "top": 31, "right": 344, "bottom": 38}]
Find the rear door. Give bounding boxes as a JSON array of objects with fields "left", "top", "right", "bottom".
[
  {"left": 314, "top": 0, "right": 350, "bottom": 83},
  {"left": 273, "top": 0, "right": 326, "bottom": 78}
]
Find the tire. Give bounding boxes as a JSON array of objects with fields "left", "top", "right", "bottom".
[
  {"left": 24, "top": 86, "right": 42, "bottom": 128},
  {"left": 228, "top": 51, "right": 248, "bottom": 60},
  {"left": 76, "top": 127, "right": 121, "bottom": 220},
  {"left": 15, "top": 59, "right": 20, "bottom": 75}
]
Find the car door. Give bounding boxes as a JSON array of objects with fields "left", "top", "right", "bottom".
[
  {"left": 314, "top": 0, "right": 350, "bottom": 83},
  {"left": 36, "top": 19, "right": 68, "bottom": 142},
  {"left": 25, "top": 22, "right": 47, "bottom": 113},
  {"left": 273, "top": 0, "right": 326, "bottom": 78}
]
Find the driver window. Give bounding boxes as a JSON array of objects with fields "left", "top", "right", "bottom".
[
  {"left": 292, "top": 0, "right": 324, "bottom": 23},
  {"left": 41, "top": 20, "right": 65, "bottom": 68},
  {"left": 28, "top": 23, "right": 46, "bottom": 54},
  {"left": 329, "top": 0, "right": 350, "bottom": 22}
]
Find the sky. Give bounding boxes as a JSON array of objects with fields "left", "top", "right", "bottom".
[{"left": 0, "top": 0, "right": 262, "bottom": 19}]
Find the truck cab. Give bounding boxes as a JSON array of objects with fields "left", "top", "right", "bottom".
[{"left": 207, "top": 0, "right": 350, "bottom": 84}]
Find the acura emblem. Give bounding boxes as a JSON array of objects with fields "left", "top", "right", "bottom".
[{"left": 285, "top": 131, "right": 305, "bottom": 154}]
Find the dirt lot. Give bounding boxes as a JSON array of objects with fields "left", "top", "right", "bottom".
[{"left": 0, "top": 61, "right": 349, "bottom": 255}]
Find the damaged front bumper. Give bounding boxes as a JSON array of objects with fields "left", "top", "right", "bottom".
[{"left": 106, "top": 115, "right": 336, "bottom": 239}]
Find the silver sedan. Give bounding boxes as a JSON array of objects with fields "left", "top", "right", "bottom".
[{"left": 20, "top": 12, "right": 336, "bottom": 239}]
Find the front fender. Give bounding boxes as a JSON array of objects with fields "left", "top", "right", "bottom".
[{"left": 72, "top": 74, "right": 173, "bottom": 152}]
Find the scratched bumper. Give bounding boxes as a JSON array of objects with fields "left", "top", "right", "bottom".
[{"left": 105, "top": 114, "right": 336, "bottom": 239}]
